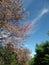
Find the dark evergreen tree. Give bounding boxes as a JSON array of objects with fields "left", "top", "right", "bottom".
[
  {"left": 29, "top": 41, "right": 49, "bottom": 65},
  {"left": 34, "top": 41, "right": 49, "bottom": 65}
]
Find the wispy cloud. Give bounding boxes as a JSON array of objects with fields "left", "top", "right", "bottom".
[
  {"left": 26, "top": 8, "right": 49, "bottom": 35},
  {"left": 31, "top": 8, "right": 49, "bottom": 25}
]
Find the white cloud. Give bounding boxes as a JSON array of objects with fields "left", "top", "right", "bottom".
[
  {"left": 26, "top": 8, "right": 49, "bottom": 35},
  {"left": 30, "top": 52, "right": 36, "bottom": 57},
  {"left": 31, "top": 8, "right": 49, "bottom": 25}
]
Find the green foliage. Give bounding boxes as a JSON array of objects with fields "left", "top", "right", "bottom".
[
  {"left": 0, "top": 43, "right": 30, "bottom": 65},
  {"left": 29, "top": 58, "right": 34, "bottom": 65},
  {"left": 29, "top": 41, "right": 49, "bottom": 65},
  {"left": 0, "top": 44, "right": 18, "bottom": 65},
  {"left": 4, "top": 45, "right": 18, "bottom": 65},
  {"left": 34, "top": 41, "right": 49, "bottom": 65},
  {"left": 0, "top": 44, "right": 4, "bottom": 65}
]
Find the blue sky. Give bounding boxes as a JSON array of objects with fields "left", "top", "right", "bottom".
[{"left": 22, "top": 0, "right": 49, "bottom": 56}]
